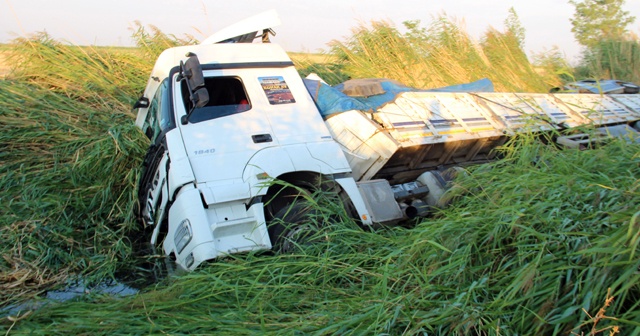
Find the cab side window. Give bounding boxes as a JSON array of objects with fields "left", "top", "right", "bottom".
[
  {"left": 142, "top": 100, "right": 158, "bottom": 140},
  {"left": 157, "top": 79, "right": 175, "bottom": 133},
  {"left": 143, "top": 79, "right": 174, "bottom": 142}
]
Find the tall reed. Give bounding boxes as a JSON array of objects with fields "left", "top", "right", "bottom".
[
  {"left": 329, "top": 17, "right": 561, "bottom": 92},
  {"left": 576, "top": 38, "right": 640, "bottom": 83},
  {"left": 0, "top": 32, "right": 157, "bottom": 307}
]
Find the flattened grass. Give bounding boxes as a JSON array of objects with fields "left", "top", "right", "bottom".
[
  {"left": 0, "top": 35, "right": 150, "bottom": 307},
  {"left": 0, "top": 79, "right": 147, "bottom": 303}
]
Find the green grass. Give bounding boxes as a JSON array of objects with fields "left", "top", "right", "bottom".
[
  {"left": 1, "top": 19, "right": 640, "bottom": 335},
  {"left": 4, "top": 136, "right": 640, "bottom": 334}
]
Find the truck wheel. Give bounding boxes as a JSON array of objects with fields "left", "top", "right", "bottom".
[{"left": 268, "top": 202, "right": 320, "bottom": 253}]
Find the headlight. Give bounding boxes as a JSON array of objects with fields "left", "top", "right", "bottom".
[{"left": 174, "top": 219, "right": 193, "bottom": 254}]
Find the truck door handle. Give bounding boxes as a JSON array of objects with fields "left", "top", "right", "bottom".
[{"left": 252, "top": 134, "right": 272, "bottom": 143}]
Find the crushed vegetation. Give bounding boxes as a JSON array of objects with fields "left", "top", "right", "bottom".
[{"left": 0, "top": 17, "right": 639, "bottom": 335}]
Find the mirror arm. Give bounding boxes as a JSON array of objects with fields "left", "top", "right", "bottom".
[{"left": 133, "top": 97, "right": 150, "bottom": 109}]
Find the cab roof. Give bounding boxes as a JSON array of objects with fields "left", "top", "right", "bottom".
[{"left": 135, "top": 10, "right": 291, "bottom": 128}]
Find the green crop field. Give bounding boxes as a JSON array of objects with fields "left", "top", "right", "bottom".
[{"left": 1, "top": 21, "right": 639, "bottom": 335}]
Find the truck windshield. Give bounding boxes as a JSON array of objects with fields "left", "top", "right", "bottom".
[{"left": 181, "top": 76, "right": 250, "bottom": 123}]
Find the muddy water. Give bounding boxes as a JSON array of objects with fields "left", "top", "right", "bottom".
[
  {"left": 0, "top": 279, "right": 138, "bottom": 318},
  {"left": 0, "top": 248, "right": 178, "bottom": 319}
]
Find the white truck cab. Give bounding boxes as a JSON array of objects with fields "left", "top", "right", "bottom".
[{"left": 134, "top": 11, "right": 371, "bottom": 270}]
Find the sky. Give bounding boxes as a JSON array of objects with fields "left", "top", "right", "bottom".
[{"left": 2, "top": 0, "right": 640, "bottom": 64}]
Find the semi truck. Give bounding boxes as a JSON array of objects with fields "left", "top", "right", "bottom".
[{"left": 133, "top": 10, "right": 640, "bottom": 271}]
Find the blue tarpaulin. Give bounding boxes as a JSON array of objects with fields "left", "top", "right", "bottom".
[{"left": 303, "top": 78, "right": 494, "bottom": 119}]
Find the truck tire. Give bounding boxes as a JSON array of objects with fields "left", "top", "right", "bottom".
[{"left": 268, "top": 202, "right": 320, "bottom": 253}]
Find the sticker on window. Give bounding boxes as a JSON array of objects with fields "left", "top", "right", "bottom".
[{"left": 259, "top": 76, "right": 296, "bottom": 105}]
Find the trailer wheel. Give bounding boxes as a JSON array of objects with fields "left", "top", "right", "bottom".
[{"left": 268, "top": 202, "right": 321, "bottom": 253}]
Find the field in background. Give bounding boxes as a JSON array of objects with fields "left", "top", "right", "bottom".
[
  {"left": 0, "top": 42, "right": 329, "bottom": 81},
  {"left": 0, "top": 45, "right": 10, "bottom": 78},
  {"left": 1, "top": 20, "right": 639, "bottom": 335},
  {"left": 288, "top": 51, "right": 336, "bottom": 65}
]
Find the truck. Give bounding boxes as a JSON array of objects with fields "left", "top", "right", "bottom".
[{"left": 133, "top": 10, "right": 640, "bottom": 271}]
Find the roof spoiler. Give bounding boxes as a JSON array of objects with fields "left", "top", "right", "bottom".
[{"left": 200, "top": 9, "right": 281, "bottom": 45}]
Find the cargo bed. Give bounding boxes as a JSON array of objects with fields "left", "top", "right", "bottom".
[{"left": 322, "top": 89, "right": 640, "bottom": 184}]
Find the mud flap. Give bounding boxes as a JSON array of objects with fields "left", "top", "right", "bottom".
[{"left": 334, "top": 177, "right": 373, "bottom": 225}]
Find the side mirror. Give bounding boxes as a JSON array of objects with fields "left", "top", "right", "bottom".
[
  {"left": 133, "top": 97, "right": 149, "bottom": 109},
  {"left": 183, "top": 53, "right": 209, "bottom": 109}
]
